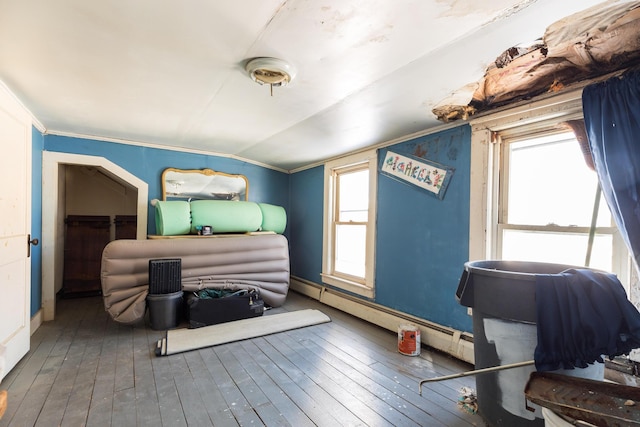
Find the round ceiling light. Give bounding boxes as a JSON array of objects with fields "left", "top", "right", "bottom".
[{"left": 245, "top": 57, "right": 296, "bottom": 94}]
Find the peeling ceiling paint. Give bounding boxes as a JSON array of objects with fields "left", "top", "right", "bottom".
[{"left": 434, "top": 1, "right": 640, "bottom": 123}]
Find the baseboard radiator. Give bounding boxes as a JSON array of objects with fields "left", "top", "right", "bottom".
[{"left": 290, "top": 276, "right": 475, "bottom": 364}]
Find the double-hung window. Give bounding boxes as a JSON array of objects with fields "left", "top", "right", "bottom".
[
  {"left": 322, "top": 150, "right": 377, "bottom": 298},
  {"left": 492, "top": 128, "right": 629, "bottom": 286},
  {"left": 469, "top": 93, "right": 632, "bottom": 296}
]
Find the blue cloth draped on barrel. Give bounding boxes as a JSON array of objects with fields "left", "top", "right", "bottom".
[{"left": 534, "top": 268, "right": 640, "bottom": 371}]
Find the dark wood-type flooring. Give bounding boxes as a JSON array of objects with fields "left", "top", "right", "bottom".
[{"left": 0, "top": 291, "right": 483, "bottom": 426}]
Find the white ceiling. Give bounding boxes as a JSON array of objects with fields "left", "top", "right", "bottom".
[{"left": 0, "top": 0, "right": 609, "bottom": 171}]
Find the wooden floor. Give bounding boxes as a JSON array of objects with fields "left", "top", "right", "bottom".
[{"left": 0, "top": 291, "right": 483, "bottom": 426}]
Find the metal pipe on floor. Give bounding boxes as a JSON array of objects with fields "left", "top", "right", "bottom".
[{"left": 418, "top": 360, "right": 535, "bottom": 395}]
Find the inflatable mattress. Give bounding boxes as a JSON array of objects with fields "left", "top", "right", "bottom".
[{"left": 100, "top": 233, "right": 290, "bottom": 324}]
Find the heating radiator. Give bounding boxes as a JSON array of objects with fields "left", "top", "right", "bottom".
[{"left": 290, "top": 276, "right": 474, "bottom": 364}]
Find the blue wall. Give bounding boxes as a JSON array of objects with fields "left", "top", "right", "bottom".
[
  {"left": 289, "top": 125, "right": 473, "bottom": 332},
  {"left": 31, "top": 128, "right": 44, "bottom": 315},
  {"left": 289, "top": 165, "right": 324, "bottom": 282},
  {"left": 43, "top": 135, "right": 290, "bottom": 236},
  {"left": 31, "top": 128, "right": 472, "bottom": 332},
  {"left": 29, "top": 134, "right": 289, "bottom": 317}
]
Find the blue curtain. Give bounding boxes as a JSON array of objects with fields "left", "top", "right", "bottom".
[{"left": 582, "top": 69, "right": 640, "bottom": 271}]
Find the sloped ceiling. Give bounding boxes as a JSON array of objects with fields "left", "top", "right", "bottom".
[{"left": 0, "top": 0, "right": 623, "bottom": 170}]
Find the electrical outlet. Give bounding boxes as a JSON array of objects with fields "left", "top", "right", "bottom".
[{"left": 467, "top": 307, "right": 473, "bottom": 316}]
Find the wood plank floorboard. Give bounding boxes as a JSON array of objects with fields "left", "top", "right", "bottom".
[
  {"left": 285, "top": 326, "right": 455, "bottom": 426},
  {"left": 254, "top": 335, "right": 366, "bottom": 426},
  {"left": 226, "top": 341, "right": 315, "bottom": 427},
  {"left": 186, "top": 350, "right": 239, "bottom": 427},
  {"left": 148, "top": 344, "right": 188, "bottom": 427},
  {"left": 239, "top": 339, "right": 343, "bottom": 427},
  {"left": 200, "top": 348, "right": 265, "bottom": 426},
  {"left": 0, "top": 291, "right": 484, "bottom": 426},
  {"left": 215, "top": 344, "right": 293, "bottom": 426},
  {"left": 170, "top": 353, "right": 217, "bottom": 427},
  {"left": 132, "top": 326, "right": 162, "bottom": 426},
  {"left": 266, "top": 331, "right": 422, "bottom": 426}
]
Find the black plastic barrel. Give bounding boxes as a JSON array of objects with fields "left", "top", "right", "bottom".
[
  {"left": 456, "top": 260, "right": 603, "bottom": 427},
  {"left": 147, "top": 291, "right": 183, "bottom": 330}
]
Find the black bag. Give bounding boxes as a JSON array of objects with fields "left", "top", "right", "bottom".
[{"left": 186, "top": 288, "right": 264, "bottom": 328}]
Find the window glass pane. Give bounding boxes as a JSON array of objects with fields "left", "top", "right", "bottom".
[
  {"left": 502, "top": 229, "right": 612, "bottom": 272},
  {"left": 508, "top": 133, "right": 611, "bottom": 227},
  {"left": 335, "top": 224, "right": 366, "bottom": 278},
  {"left": 338, "top": 169, "right": 368, "bottom": 222}
]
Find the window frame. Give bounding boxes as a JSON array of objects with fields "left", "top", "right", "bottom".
[
  {"left": 322, "top": 149, "right": 377, "bottom": 298},
  {"left": 495, "top": 130, "right": 620, "bottom": 268},
  {"left": 469, "top": 90, "right": 630, "bottom": 289}
]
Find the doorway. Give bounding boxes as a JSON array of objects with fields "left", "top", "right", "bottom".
[{"left": 41, "top": 152, "right": 148, "bottom": 322}]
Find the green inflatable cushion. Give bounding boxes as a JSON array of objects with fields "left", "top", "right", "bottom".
[
  {"left": 190, "top": 200, "right": 263, "bottom": 234},
  {"left": 258, "top": 203, "right": 287, "bottom": 234},
  {"left": 155, "top": 201, "right": 191, "bottom": 236}
]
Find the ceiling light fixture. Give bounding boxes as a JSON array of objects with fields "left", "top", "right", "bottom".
[{"left": 245, "top": 57, "right": 296, "bottom": 96}]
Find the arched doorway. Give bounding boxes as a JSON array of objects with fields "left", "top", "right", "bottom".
[{"left": 41, "top": 152, "right": 148, "bottom": 321}]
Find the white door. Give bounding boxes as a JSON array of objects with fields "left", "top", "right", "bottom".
[{"left": 0, "top": 85, "right": 32, "bottom": 382}]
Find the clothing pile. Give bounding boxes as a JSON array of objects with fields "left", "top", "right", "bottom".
[{"left": 534, "top": 269, "right": 640, "bottom": 371}]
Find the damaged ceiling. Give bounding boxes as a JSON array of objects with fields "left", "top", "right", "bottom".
[
  {"left": 0, "top": 0, "right": 638, "bottom": 171},
  {"left": 434, "top": 1, "right": 640, "bottom": 122}
]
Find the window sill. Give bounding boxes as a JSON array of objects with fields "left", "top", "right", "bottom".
[{"left": 321, "top": 273, "right": 374, "bottom": 299}]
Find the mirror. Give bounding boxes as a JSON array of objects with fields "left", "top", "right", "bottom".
[{"left": 161, "top": 168, "right": 249, "bottom": 201}]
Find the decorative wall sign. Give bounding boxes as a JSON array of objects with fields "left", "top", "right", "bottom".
[{"left": 380, "top": 150, "right": 455, "bottom": 199}]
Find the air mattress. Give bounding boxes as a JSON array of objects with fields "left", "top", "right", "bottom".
[{"left": 100, "top": 234, "right": 290, "bottom": 324}]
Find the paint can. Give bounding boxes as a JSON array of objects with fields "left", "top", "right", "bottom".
[{"left": 398, "top": 324, "right": 421, "bottom": 356}]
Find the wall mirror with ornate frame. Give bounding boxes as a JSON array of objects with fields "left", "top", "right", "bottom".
[{"left": 161, "top": 168, "right": 249, "bottom": 201}]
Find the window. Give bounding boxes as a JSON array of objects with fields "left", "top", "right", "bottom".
[
  {"left": 493, "top": 129, "right": 628, "bottom": 284},
  {"left": 322, "top": 150, "right": 377, "bottom": 298},
  {"left": 469, "top": 92, "right": 630, "bottom": 292}
]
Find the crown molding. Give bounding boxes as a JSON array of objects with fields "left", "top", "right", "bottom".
[{"left": 43, "top": 129, "right": 289, "bottom": 174}]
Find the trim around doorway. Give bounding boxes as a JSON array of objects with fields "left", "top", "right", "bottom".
[{"left": 41, "top": 152, "right": 148, "bottom": 322}]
